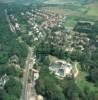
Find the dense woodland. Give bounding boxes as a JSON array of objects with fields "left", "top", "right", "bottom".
[{"left": 0, "top": 4, "right": 28, "bottom": 100}]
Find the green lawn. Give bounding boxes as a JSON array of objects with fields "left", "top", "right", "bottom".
[
  {"left": 65, "top": 19, "right": 77, "bottom": 27},
  {"left": 87, "top": 8, "right": 98, "bottom": 16},
  {"left": 48, "top": 55, "right": 59, "bottom": 63}
]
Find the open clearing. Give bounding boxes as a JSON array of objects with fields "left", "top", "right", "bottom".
[
  {"left": 41, "top": 6, "right": 83, "bottom": 15},
  {"left": 64, "top": 18, "right": 77, "bottom": 27},
  {"left": 87, "top": 8, "right": 98, "bottom": 16},
  {"left": 86, "top": 3, "right": 98, "bottom": 16},
  {"left": 41, "top": 7, "right": 65, "bottom": 14},
  {"left": 44, "top": 0, "right": 78, "bottom": 4}
]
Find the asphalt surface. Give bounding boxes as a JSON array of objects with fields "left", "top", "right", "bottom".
[{"left": 20, "top": 47, "right": 33, "bottom": 100}]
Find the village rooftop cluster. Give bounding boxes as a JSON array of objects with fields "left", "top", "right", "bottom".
[{"left": 7, "top": 8, "right": 93, "bottom": 79}]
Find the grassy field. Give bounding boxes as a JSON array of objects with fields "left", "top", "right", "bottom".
[
  {"left": 43, "top": 0, "right": 98, "bottom": 18},
  {"left": 41, "top": 6, "right": 84, "bottom": 15},
  {"left": 87, "top": 8, "right": 98, "bottom": 16},
  {"left": 44, "top": 0, "right": 77, "bottom": 4},
  {"left": 86, "top": 4, "right": 98, "bottom": 16},
  {"left": 48, "top": 55, "right": 59, "bottom": 63},
  {"left": 64, "top": 18, "right": 77, "bottom": 27},
  {"left": 41, "top": 7, "right": 66, "bottom": 14}
]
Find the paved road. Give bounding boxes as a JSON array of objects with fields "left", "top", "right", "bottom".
[
  {"left": 20, "top": 47, "right": 33, "bottom": 100},
  {"left": 5, "top": 9, "right": 16, "bottom": 33},
  {"left": 5, "top": 9, "right": 37, "bottom": 100}
]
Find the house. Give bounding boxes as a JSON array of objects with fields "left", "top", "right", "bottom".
[
  {"left": 32, "top": 69, "right": 39, "bottom": 81},
  {"left": 15, "top": 23, "right": 20, "bottom": 28},
  {"left": 0, "top": 74, "right": 9, "bottom": 88},
  {"left": 49, "top": 60, "right": 72, "bottom": 78},
  {"left": 37, "top": 95, "right": 44, "bottom": 100},
  {"left": 21, "top": 12, "right": 24, "bottom": 16},
  {"left": 65, "top": 47, "right": 74, "bottom": 52},
  {"left": 10, "top": 55, "right": 19, "bottom": 64},
  {"left": 28, "top": 31, "right": 33, "bottom": 36},
  {"left": 34, "top": 37, "right": 38, "bottom": 41},
  {"left": 29, "top": 95, "right": 43, "bottom": 100},
  {"left": 34, "top": 73, "right": 39, "bottom": 81}
]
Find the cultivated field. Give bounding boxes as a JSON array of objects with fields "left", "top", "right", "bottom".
[
  {"left": 41, "top": 6, "right": 84, "bottom": 15},
  {"left": 0, "top": 0, "right": 15, "bottom": 3},
  {"left": 41, "top": 7, "right": 66, "bottom": 14},
  {"left": 86, "top": 3, "right": 98, "bottom": 16},
  {"left": 44, "top": 0, "right": 77, "bottom": 4}
]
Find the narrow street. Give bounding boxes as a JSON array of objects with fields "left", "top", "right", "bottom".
[
  {"left": 5, "top": 9, "right": 38, "bottom": 100},
  {"left": 5, "top": 9, "right": 16, "bottom": 33},
  {"left": 20, "top": 47, "right": 36, "bottom": 100}
]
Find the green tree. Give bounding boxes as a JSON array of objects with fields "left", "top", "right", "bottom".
[
  {"left": 3, "top": 94, "right": 18, "bottom": 100},
  {"left": 64, "top": 80, "right": 85, "bottom": 100},
  {"left": 36, "top": 74, "right": 65, "bottom": 100},
  {"left": 0, "top": 52, "right": 8, "bottom": 64},
  {"left": 4, "top": 78, "right": 22, "bottom": 98},
  {"left": 89, "top": 68, "right": 98, "bottom": 83}
]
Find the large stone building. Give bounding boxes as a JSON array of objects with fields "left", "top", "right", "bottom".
[{"left": 49, "top": 60, "right": 72, "bottom": 78}]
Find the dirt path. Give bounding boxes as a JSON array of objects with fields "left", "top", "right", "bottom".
[{"left": 74, "top": 62, "right": 79, "bottom": 78}]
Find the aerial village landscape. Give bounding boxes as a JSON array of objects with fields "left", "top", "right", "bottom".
[{"left": 0, "top": 0, "right": 98, "bottom": 100}]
